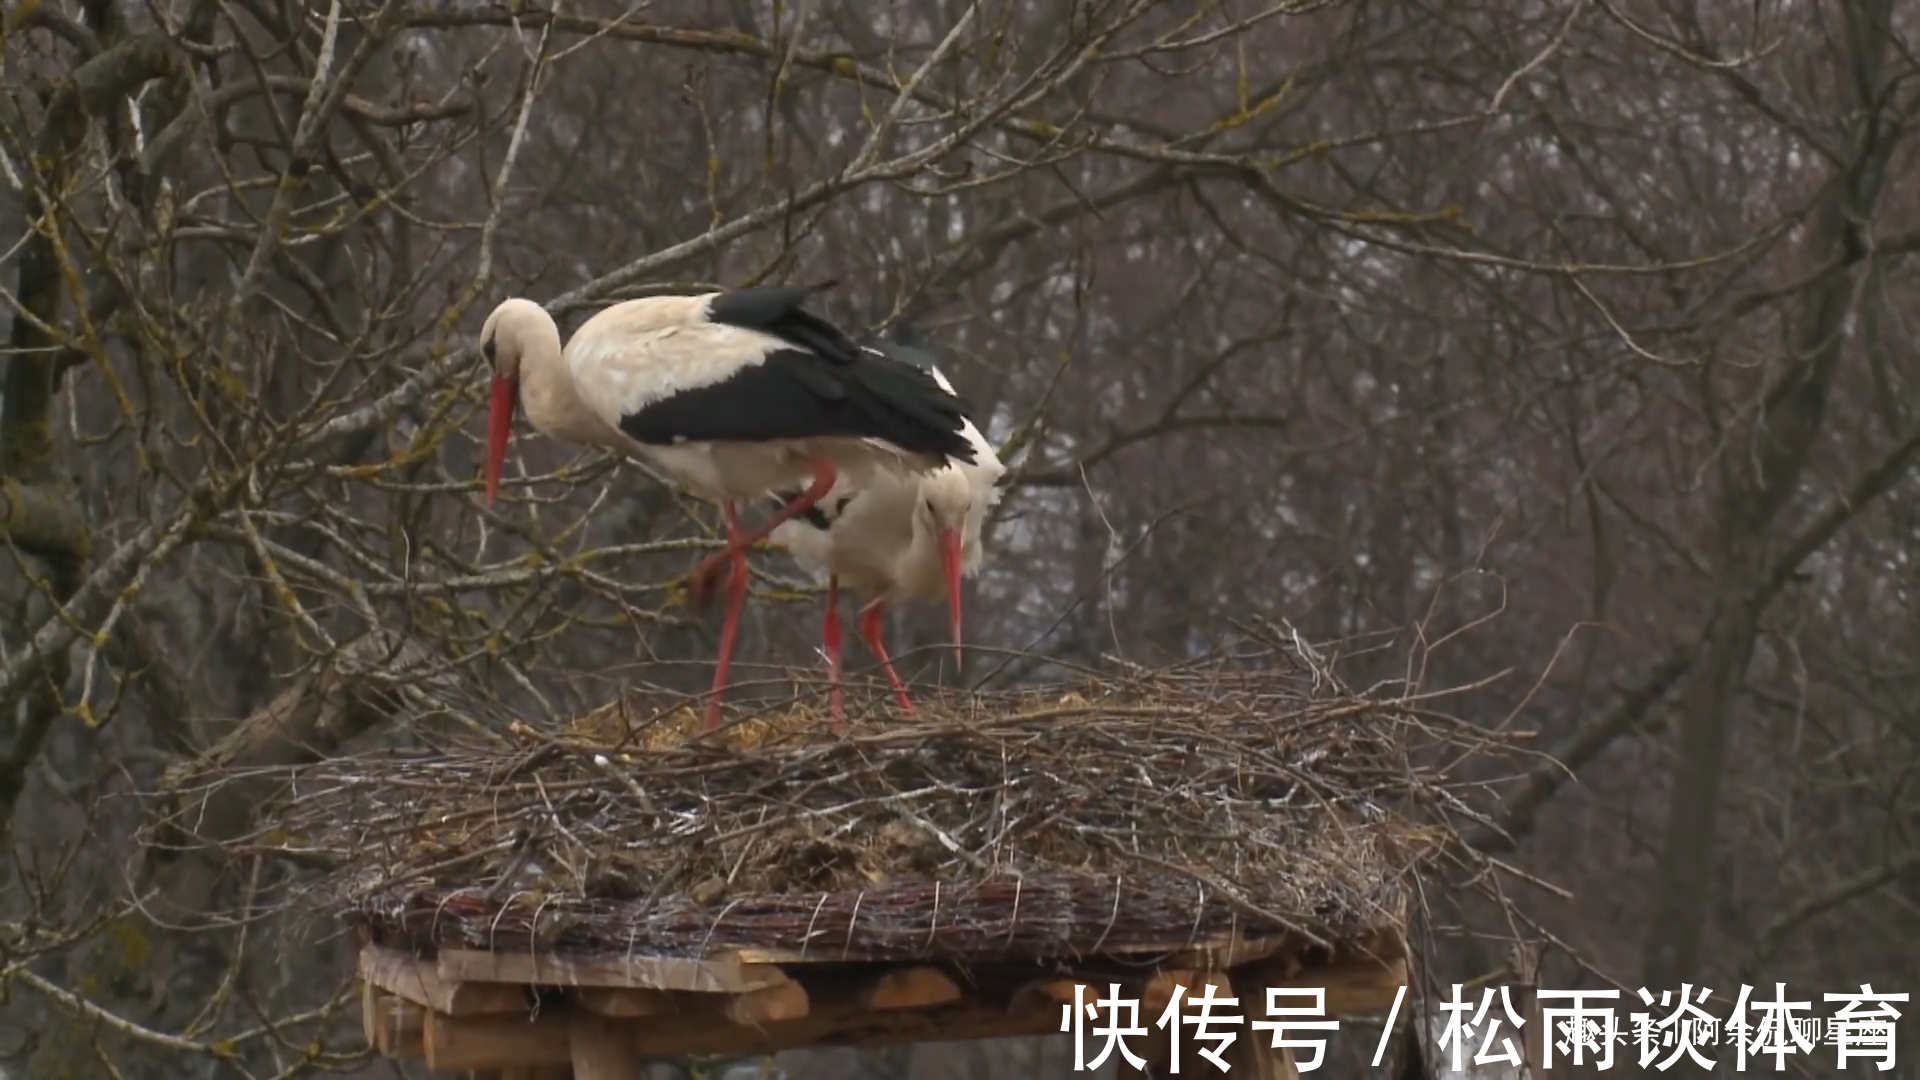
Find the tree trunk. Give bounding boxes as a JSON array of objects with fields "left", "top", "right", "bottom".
[{"left": 1640, "top": 0, "right": 1901, "bottom": 989}]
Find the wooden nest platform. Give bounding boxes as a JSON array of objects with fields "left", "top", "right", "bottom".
[
  {"left": 353, "top": 920, "right": 1410, "bottom": 1076},
  {"left": 275, "top": 657, "right": 1473, "bottom": 1073}
]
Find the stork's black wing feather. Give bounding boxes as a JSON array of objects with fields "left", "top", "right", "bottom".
[
  {"left": 616, "top": 288, "right": 975, "bottom": 465},
  {"left": 706, "top": 287, "right": 861, "bottom": 367},
  {"left": 857, "top": 337, "right": 982, "bottom": 426}
]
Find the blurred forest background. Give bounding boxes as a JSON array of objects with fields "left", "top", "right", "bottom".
[{"left": 0, "top": 0, "right": 1917, "bottom": 1075}]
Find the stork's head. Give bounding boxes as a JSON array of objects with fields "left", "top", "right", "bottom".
[
  {"left": 478, "top": 298, "right": 555, "bottom": 506},
  {"left": 913, "top": 468, "right": 976, "bottom": 668}
]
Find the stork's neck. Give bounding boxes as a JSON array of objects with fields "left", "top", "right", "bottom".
[
  {"left": 894, "top": 510, "right": 953, "bottom": 599},
  {"left": 520, "top": 330, "right": 613, "bottom": 445}
]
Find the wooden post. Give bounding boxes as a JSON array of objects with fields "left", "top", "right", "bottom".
[
  {"left": 359, "top": 983, "right": 425, "bottom": 1057},
  {"left": 1118, "top": 1027, "right": 1173, "bottom": 1078},
  {"left": 1512, "top": 942, "right": 1544, "bottom": 1080},
  {"left": 1229, "top": 971, "right": 1303, "bottom": 1080},
  {"left": 1121, "top": 969, "right": 1239, "bottom": 1077},
  {"left": 360, "top": 981, "right": 378, "bottom": 1050},
  {"left": 1119, "top": 974, "right": 1179, "bottom": 1078},
  {"left": 569, "top": 1013, "right": 640, "bottom": 1079}
]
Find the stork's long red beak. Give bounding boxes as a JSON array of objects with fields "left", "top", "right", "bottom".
[
  {"left": 484, "top": 373, "right": 517, "bottom": 506},
  {"left": 938, "top": 527, "right": 963, "bottom": 669}
]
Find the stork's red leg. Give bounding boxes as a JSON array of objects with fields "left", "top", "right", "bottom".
[
  {"left": 723, "top": 502, "right": 749, "bottom": 595},
  {"left": 704, "top": 505, "right": 751, "bottom": 731},
  {"left": 823, "top": 575, "right": 844, "bottom": 733},
  {"left": 755, "top": 458, "right": 838, "bottom": 537},
  {"left": 690, "top": 501, "right": 751, "bottom": 610},
  {"left": 688, "top": 459, "right": 837, "bottom": 606},
  {"left": 855, "top": 598, "right": 916, "bottom": 715}
]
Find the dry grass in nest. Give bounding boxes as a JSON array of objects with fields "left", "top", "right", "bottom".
[{"left": 266, "top": 649, "right": 1493, "bottom": 964}]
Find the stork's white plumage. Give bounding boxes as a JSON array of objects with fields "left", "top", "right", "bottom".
[
  {"left": 769, "top": 339, "right": 1006, "bottom": 727},
  {"left": 477, "top": 288, "right": 977, "bottom": 730}
]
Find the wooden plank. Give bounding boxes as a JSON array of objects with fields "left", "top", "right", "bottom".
[
  {"left": 1141, "top": 969, "right": 1200, "bottom": 1015},
  {"left": 626, "top": 995, "right": 1066, "bottom": 1057},
  {"left": 726, "top": 980, "right": 811, "bottom": 1025},
  {"left": 727, "top": 932, "right": 1292, "bottom": 967},
  {"left": 570, "top": 986, "right": 677, "bottom": 1017},
  {"left": 860, "top": 967, "right": 961, "bottom": 1011},
  {"left": 359, "top": 986, "right": 425, "bottom": 1057},
  {"left": 423, "top": 1007, "right": 574, "bottom": 1071},
  {"left": 501, "top": 1069, "right": 571, "bottom": 1080},
  {"left": 570, "top": 1012, "right": 641, "bottom": 1079},
  {"left": 1006, "top": 976, "right": 1088, "bottom": 1017},
  {"left": 1161, "top": 931, "right": 1293, "bottom": 973},
  {"left": 437, "top": 946, "right": 788, "bottom": 993},
  {"left": 1250, "top": 955, "right": 1409, "bottom": 1018},
  {"left": 360, "top": 945, "right": 529, "bottom": 1015}
]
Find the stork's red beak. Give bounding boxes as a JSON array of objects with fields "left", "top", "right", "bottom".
[
  {"left": 484, "top": 373, "right": 517, "bottom": 506},
  {"left": 938, "top": 527, "right": 964, "bottom": 669}
]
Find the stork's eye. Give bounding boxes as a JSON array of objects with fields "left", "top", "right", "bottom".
[{"left": 482, "top": 337, "right": 497, "bottom": 363}]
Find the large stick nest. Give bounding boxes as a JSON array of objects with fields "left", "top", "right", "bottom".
[{"left": 267, "top": 650, "right": 1489, "bottom": 964}]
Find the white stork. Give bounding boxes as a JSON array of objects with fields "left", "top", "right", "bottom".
[
  {"left": 768, "top": 331, "right": 1006, "bottom": 728},
  {"left": 476, "top": 287, "right": 977, "bottom": 730}
]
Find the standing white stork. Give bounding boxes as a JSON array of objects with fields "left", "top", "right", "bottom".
[
  {"left": 768, "top": 329, "right": 1006, "bottom": 728},
  {"left": 476, "top": 287, "right": 977, "bottom": 730}
]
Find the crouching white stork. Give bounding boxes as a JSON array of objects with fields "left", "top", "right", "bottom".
[
  {"left": 476, "top": 287, "right": 977, "bottom": 730},
  {"left": 769, "top": 331, "right": 1006, "bottom": 728}
]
